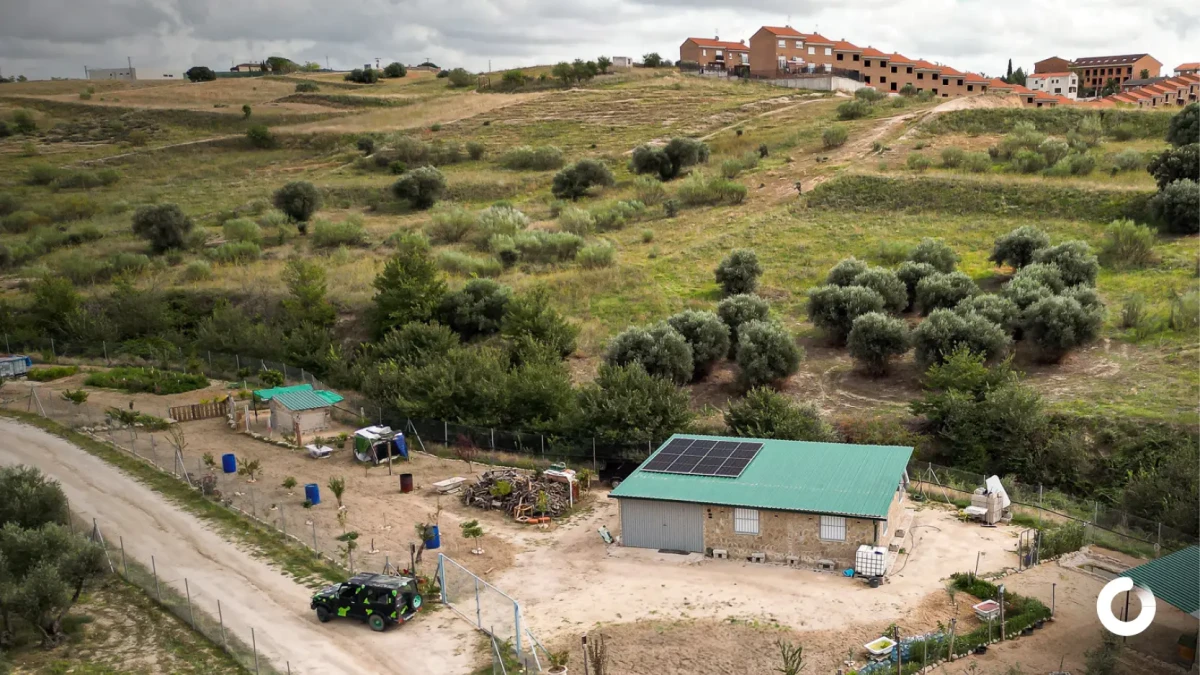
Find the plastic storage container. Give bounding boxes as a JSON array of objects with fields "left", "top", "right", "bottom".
[
  {"left": 426, "top": 525, "right": 441, "bottom": 550},
  {"left": 221, "top": 453, "right": 237, "bottom": 474},
  {"left": 855, "top": 544, "right": 888, "bottom": 578},
  {"left": 304, "top": 483, "right": 321, "bottom": 506},
  {"left": 400, "top": 473, "right": 414, "bottom": 493}
]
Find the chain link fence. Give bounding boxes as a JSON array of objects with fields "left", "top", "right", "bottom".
[
  {"left": 439, "top": 554, "right": 526, "bottom": 661},
  {"left": 908, "top": 460, "right": 1196, "bottom": 558}
]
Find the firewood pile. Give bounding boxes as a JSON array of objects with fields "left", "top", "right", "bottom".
[{"left": 461, "top": 469, "right": 572, "bottom": 518}]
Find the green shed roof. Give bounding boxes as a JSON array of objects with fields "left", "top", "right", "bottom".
[
  {"left": 609, "top": 434, "right": 912, "bottom": 519},
  {"left": 273, "top": 390, "right": 334, "bottom": 411},
  {"left": 254, "top": 384, "right": 313, "bottom": 401},
  {"left": 1120, "top": 545, "right": 1200, "bottom": 617},
  {"left": 314, "top": 390, "right": 344, "bottom": 405}
]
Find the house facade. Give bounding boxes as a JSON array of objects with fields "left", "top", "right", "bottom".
[
  {"left": 1176, "top": 63, "right": 1200, "bottom": 77},
  {"left": 1027, "top": 71, "right": 1078, "bottom": 99},
  {"left": 1106, "top": 73, "right": 1199, "bottom": 107},
  {"left": 748, "top": 26, "right": 838, "bottom": 76},
  {"left": 1071, "top": 53, "right": 1161, "bottom": 89},
  {"left": 610, "top": 435, "right": 912, "bottom": 567},
  {"left": 679, "top": 38, "right": 749, "bottom": 70},
  {"left": 87, "top": 67, "right": 136, "bottom": 81},
  {"left": 231, "top": 63, "right": 264, "bottom": 72}
]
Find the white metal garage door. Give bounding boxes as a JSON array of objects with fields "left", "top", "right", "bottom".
[{"left": 619, "top": 498, "right": 704, "bottom": 553}]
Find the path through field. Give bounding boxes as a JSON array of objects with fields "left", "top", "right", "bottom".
[{"left": 0, "top": 419, "right": 477, "bottom": 675}]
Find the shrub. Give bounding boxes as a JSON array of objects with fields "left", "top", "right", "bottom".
[
  {"left": 954, "top": 294, "right": 1020, "bottom": 335},
  {"left": 84, "top": 366, "right": 208, "bottom": 395},
  {"left": 847, "top": 312, "right": 910, "bottom": 375},
  {"left": 735, "top": 320, "right": 801, "bottom": 389},
  {"left": 895, "top": 261, "right": 938, "bottom": 311},
  {"left": 629, "top": 137, "right": 710, "bottom": 180},
  {"left": 577, "top": 240, "right": 616, "bottom": 269},
  {"left": 475, "top": 205, "right": 529, "bottom": 246},
  {"left": 1059, "top": 152, "right": 1096, "bottom": 176},
  {"left": 1037, "top": 138, "right": 1069, "bottom": 166},
  {"left": 12, "top": 109, "right": 37, "bottom": 134},
  {"left": 246, "top": 125, "right": 275, "bottom": 149},
  {"left": 344, "top": 67, "right": 380, "bottom": 84},
  {"left": 311, "top": 215, "right": 367, "bottom": 248},
  {"left": 557, "top": 206, "right": 596, "bottom": 235},
  {"left": 1150, "top": 179, "right": 1199, "bottom": 234},
  {"left": 1011, "top": 148, "right": 1046, "bottom": 173},
  {"left": 717, "top": 293, "right": 771, "bottom": 354},
  {"left": 912, "top": 309, "right": 1010, "bottom": 366},
  {"left": 676, "top": 172, "right": 746, "bottom": 206},
  {"left": 826, "top": 257, "right": 869, "bottom": 286},
  {"left": 447, "top": 68, "right": 474, "bottom": 88},
  {"left": 836, "top": 99, "right": 871, "bottom": 120},
  {"left": 27, "top": 365, "right": 79, "bottom": 382},
  {"left": 551, "top": 159, "right": 614, "bottom": 200},
  {"left": 2, "top": 210, "right": 45, "bottom": 234},
  {"left": 222, "top": 217, "right": 262, "bottom": 244},
  {"left": 388, "top": 161, "right": 408, "bottom": 175},
  {"left": 822, "top": 125, "right": 848, "bottom": 149},
  {"left": 915, "top": 271, "right": 977, "bottom": 314},
  {"left": 1146, "top": 144, "right": 1199, "bottom": 189},
  {"left": 393, "top": 166, "right": 447, "bottom": 209},
  {"left": 383, "top": 62, "right": 407, "bottom": 78},
  {"left": 910, "top": 237, "right": 958, "bottom": 273},
  {"left": 498, "top": 145, "right": 564, "bottom": 170},
  {"left": 0, "top": 193, "right": 18, "bottom": 217},
  {"left": 1011, "top": 262, "right": 1066, "bottom": 293},
  {"left": 807, "top": 284, "right": 886, "bottom": 345},
  {"left": 606, "top": 323, "right": 693, "bottom": 385},
  {"left": 501, "top": 287, "right": 578, "bottom": 360},
  {"left": 721, "top": 158, "right": 745, "bottom": 178},
  {"left": 990, "top": 225, "right": 1049, "bottom": 270},
  {"left": 938, "top": 147, "right": 965, "bottom": 168},
  {"left": 1166, "top": 102, "right": 1198, "bottom": 147},
  {"left": 466, "top": 142, "right": 485, "bottom": 161},
  {"left": 667, "top": 310, "right": 731, "bottom": 379},
  {"left": 511, "top": 231, "right": 583, "bottom": 263},
  {"left": 1100, "top": 219, "right": 1155, "bottom": 269},
  {"left": 295, "top": 82, "right": 319, "bottom": 93},
  {"left": 132, "top": 203, "right": 193, "bottom": 253},
  {"left": 715, "top": 249, "right": 762, "bottom": 296},
  {"left": 1003, "top": 275, "right": 1055, "bottom": 311},
  {"left": 425, "top": 206, "right": 475, "bottom": 244},
  {"left": 206, "top": 241, "right": 261, "bottom": 264},
  {"left": 1111, "top": 149, "right": 1144, "bottom": 172},
  {"left": 724, "top": 387, "right": 836, "bottom": 441},
  {"left": 591, "top": 200, "right": 644, "bottom": 231},
  {"left": 371, "top": 238, "right": 446, "bottom": 336},
  {"left": 663, "top": 199, "right": 680, "bottom": 217},
  {"left": 356, "top": 136, "right": 375, "bottom": 155},
  {"left": 1108, "top": 123, "right": 1136, "bottom": 141},
  {"left": 27, "top": 164, "right": 63, "bottom": 186},
  {"left": 633, "top": 175, "right": 667, "bottom": 205},
  {"left": 273, "top": 181, "right": 321, "bottom": 222},
  {"left": 437, "top": 250, "right": 503, "bottom": 277},
  {"left": 1032, "top": 240, "right": 1098, "bottom": 287},
  {"left": 852, "top": 267, "right": 907, "bottom": 313},
  {"left": 182, "top": 260, "right": 213, "bottom": 281},
  {"left": 906, "top": 153, "right": 932, "bottom": 171},
  {"left": 960, "top": 151, "right": 992, "bottom": 173},
  {"left": 1022, "top": 295, "right": 1104, "bottom": 363},
  {"left": 50, "top": 170, "right": 117, "bottom": 191},
  {"left": 438, "top": 278, "right": 511, "bottom": 339}
]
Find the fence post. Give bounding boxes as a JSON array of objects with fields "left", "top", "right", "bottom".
[
  {"left": 1091, "top": 501, "right": 1098, "bottom": 543},
  {"left": 120, "top": 536, "right": 127, "bottom": 577},
  {"left": 3, "top": 334, "right": 8, "bottom": 352},
  {"left": 514, "top": 602, "right": 522, "bottom": 658},
  {"left": 490, "top": 428, "right": 494, "bottom": 450},
  {"left": 438, "top": 554, "right": 447, "bottom": 604},
  {"left": 475, "top": 576, "right": 482, "bottom": 628},
  {"left": 252, "top": 627, "right": 260, "bottom": 674},
  {"left": 218, "top": 599, "right": 228, "bottom": 652},
  {"left": 152, "top": 555, "right": 161, "bottom": 602},
  {"left": 592, "top": 438, "right": 597, "bottom": 474},
  {"left": 444, "top": 421, "right": 449, "bottom": 444},
  {"left": 1037, "top": 484, "right": 1043, "bottom": 529},
  {"left": 50, "top": 337, "right": 55, "bottom": 360},
  {"left": 185, "top": 578, "right": 196, "bottom": 628},
  {"left": 250, "top": 487, "right": 256, "bottom": 517},
  {"left": 280, "top": 504, "right": 286, "bottom": 536},
  {"left": 103, "top": 341, "right": 108, "bottom": 364},
  {"left": 998, "top": 585, "right": 1005, "bottom": 641},
  {"left": 312, "top": 520, "right": 318, "bottom": 551},
  {"left": 1156, "top": 522, "right": 1162, "bottom": 557},
  {"left": 540, "top": 435, "right": 544, "bottom": 457}
]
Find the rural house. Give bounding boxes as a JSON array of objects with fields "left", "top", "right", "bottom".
[
  {"left": 610, "top": 435, "right": 911, "bottom": 566},
  {"left": 1176, "top": 62, "right": 1200, "bottom": 77},
  {"left": 254, "top": 384, "right": 343, "bottom": 440},
  {"left": 678, "top": 37, "right": 749, "bottom": 70},
  {"left": 1027, "top": 71, "right": 1079, "bottom": 99}
]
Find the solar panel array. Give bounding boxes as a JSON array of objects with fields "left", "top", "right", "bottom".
[{"left": 641, "top": 437, "right": 763, "bottom": 478}]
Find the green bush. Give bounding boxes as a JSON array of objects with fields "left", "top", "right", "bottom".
[
  {"left": 132, "top": 203, "right": 193, "bottom": 253},
  {"left": 106, "top": 251, "right": 151, "bottom": 277},
  {"left": 2, "top": 210, "right": 46, "bottom": 234},
  {"left": 847, "top": 312, "right": 909, "bottom": 375},
  {"left": 474, "top": 205, "right": 529, "bottom": 247},
  {"left": 940, "top": 147, "right": 965, "bottom": 168},
  {"left": 222, "top": 217, "right": 262, "bottom": 244},
  {"left": 246, "top": 125, "right": 276, "bottom": 149},
  {"left": 735, "top": 320, "right": 801, "bottom": 389},
  {"left": 557, "top": 207, "right": 596, "bottom": 235},
  {"left": 512, "top": 230, "right": 583, "bottom": 263},
  {"left": 447, "top": 68, "right": 474, "bottom": 88},
  {"left": 629, "top": 137, "right": 710, "bottom": 180},
  {"left": 632, "top": 175, "right": 667, "bottom": 205},
  {"left": 1166, "top": 102, "right": 1198, "bottom": 147},
  {"left": 182, "top": 260, "right": 213, "bottom": 281},
  {"left": 959, "top": 151, "right": 992, "bottom": 173},
  {"left": 718, "top": 293, "right": 770, "bottom": 354},
  {"left": 912, "top": 309, "right": 1010, "bottom": 366},
  {"left": 50, "top": 169, "right": 120, "bottom": 190},
  {"left": 577, "top": 240, "right": 616, "bottom": 269},
  {"left": 714, "top": 248, "right": 762, "bottom": 296},
  {"left": 807, "top": 284, "right": 886, "bottom": 345},
  {"left": 1003, "top": 275, "right": 1055, "bottom": 311},
  {"left": 12, "top": 109, "right": 37, "bottom": 134},
  {"left": 1149, "top": 178, "right": 1199, "bottom": 234},
  {"left": 990, "top": 225, "right": 1049, "bottom": 269},
  {"left": 895, "top": 261, "right": 937, "bottom": 311},
  {"left": 836, "top": 99, "right": 871, "bottom": 120},
  {"left": 1111, "top": 148, "right": 1144, "bottom": 172},
  {"left": 606, "top": 323, "right": 693, "bottom": 385},
  {"left": 1011, "top": 148, "right": 1046, "bottom": 173},
  {"left": 344, "top": 67, "right": 380, "bottom": 84},
  {"left": 822, "top": 125, "right": 848, "bottom": 149},
  {"left": 466, "top": 142, "right": 485, "bottom": 161},
  {"left": 1022, "top": 295, "right": 1104, "bottom": 362},
  {"left": 383, "top": 62, "right": 407, "bottom": 78},
  {"left": 1039, "top": 522, "right": 1087, "bottom": 559},
  {"left": 27, "top": 365, "right": 79, "bottom": 382},
  {"left": 827, "top": 257, "right": 869, "bottom": 287},
  {"left": 915, "top": 271, "right": 977, "bottom": 314},
  {"left": 852, "top": 267, "right": 907, "bottom": 314},
  {"left": 498, "top": 145, "right": 565, "bottom": 170},
  {"left": 311, "top": 215, "right": 367, "bottom": 248},
  {"left": 1011, "top": 262, "right": 1066, "bottom": 293},
  {"left": 438, "top": 278, "right": 511, "bottom": 339},
  {"left": 84, "top": 367, "right": 208, "bottom": 395},
  {"left": 910, "top": 237, "right": 958, "bottom": 273},
  {"left": 0, "top": 193, "right": 18, "bottom": 217},
  {"left": 1099, "top": 219, "right": 1155, "bottom": 269},
  {"left": 676, "top": 172, "right": 746, "bottom": 206},
  {"left": 423, "top": 206, "right": 473, "bottom": 244},
  {"left": 721, "top": 158, "right": 745, "bottom": 178},
  {"left": 295, "top": 82, "right": 319, "bottom": 93},
  {"left": 437, "top": 250, "right": 503, "bottom": 277},
  {"left": 906, "top": 153, "right": 932, "bottom": 172},
  {"left": 590, "top": 200, "right": 644, "bottom": 232},
  {"left": 206, "top": 241, "right": 261, "bottom": 264},
  {"left": 1031, "top": 240, "right": 1098, "bottom": 287},
  {"left": 27, "top": 164, "right": 63, "bottom": 186},
  {"left": 954, "top": 294, "right": 1020, "bottom": 335},
  {"left": 393, "top": 166, "right": 447, "bottom": 209},
  {"left": 551, "top": 159, "right": 614, "bottom": 200},
  {"left": 273, "top": 181, "right": 322, "bottom": 222},
  {"left": 667, "top": 310, "right": 730, "bottom": 380},
  {"left": 1038, "top": 138, "right": 1069, "bottom": 166},
  {"left": 575, "top": 363, "right": 692, "bottom": 445},
  {"left": 724, "top": 387, "right": 836, "bottom": 441},
  {"left": 356, "top": 136, "right": 375, "bottom": 155},
  {"left": 1146, "top": 144, "right": 1199, "bottom": 189}
]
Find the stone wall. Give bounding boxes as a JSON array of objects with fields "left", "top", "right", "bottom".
[
  {"left": 881, "top": 486, "right": 907, "bottom": 544},
  {"left": 702, "top": 505, "right": 877, "bottom": 566}
]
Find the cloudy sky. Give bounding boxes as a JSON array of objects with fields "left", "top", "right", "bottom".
[{"left": 1, "top": 0, "right": 1197, "bottom": 80}]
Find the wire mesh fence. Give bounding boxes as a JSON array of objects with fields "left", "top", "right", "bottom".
[{"left": 439, "top": 553, "right": 524, "bottom": 659}]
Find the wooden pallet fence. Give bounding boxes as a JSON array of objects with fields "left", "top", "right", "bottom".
[{"left": 169, "top": 400, "right": 228, "bottom": 422}]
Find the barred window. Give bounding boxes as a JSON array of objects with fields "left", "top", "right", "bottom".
[
  {"left": 819, "top": 515, "right": 846, "bottom": 541},
  {"left": 734, "top": 508, "right": 759, "bottom": 535}
]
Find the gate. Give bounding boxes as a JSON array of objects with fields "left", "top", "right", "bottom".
[
  {"left": 1017, "top": 528, "right": 1040, "bottom": 570},
  {"left": 438, "top": 554, "right": 523, "bottom": 657}
]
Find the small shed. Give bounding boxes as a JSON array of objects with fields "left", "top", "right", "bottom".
[
  {"left": 0, "top": 355, "right": 33, "bottom": 379},
  {"left": 611, "top": 56, "right": 633, "bottom": 69},
  {"left": 354, "top": 426, "right": 408, "bottom": 464},
  {"left": 269, "top": 389, "right": 335, "bottom": 439}
]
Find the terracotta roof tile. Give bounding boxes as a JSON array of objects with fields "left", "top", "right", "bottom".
[
  {"left": 686, "top": 38, "right": 748, "bottom": 51},
  {"left": 965, "top": 72, "right": 989, "bottom": 82},
  {"left": 913, "top": 60, "right": 942, "bottom": 71},
  {"left": 1175, "top": 62, "right": 1200, "bottom": 71},
  {"left": 761, "top": 26, "right": 805, "bottom": 37},
  {"left": 832, "top": 40, "right": 862, "bottom": 52},
  {"left": 805, "top": 32, "right": 835, "bottom": 45},
  {"left": 1029, "top": 72, "right": 1073, "bottom": 79},
  {"left": 861, "top": 47, "right": 889, "bottom": 58},
  {"left": 888, "top": 53, "right": 915, "bottom": 65},
  {"left": 988, "top": 78, "right": 1014, "bottom": 89}
]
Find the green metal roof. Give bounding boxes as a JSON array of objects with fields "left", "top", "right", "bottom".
[
  {"left": 253, "top": 384, "right": 313, "bottom": 401},
  {"left": 609, "top": 434, "right": 912, "bottom": 519},
  {"left": 272, "top": 390, "right": 333, "bottom": 411},
  {"left": 314, "top": 390, "right": 344, "bottom": 405},
  {"left": 1120, "top": 545, "right": 1200, "bottom": 617}
]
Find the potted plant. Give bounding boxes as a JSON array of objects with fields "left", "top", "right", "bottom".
[
  {"left": 548, "top": 650, "right": 569, "bottom": 674},
  {"left": 337, "top": 432, "right": 350, "bottom": 449}
]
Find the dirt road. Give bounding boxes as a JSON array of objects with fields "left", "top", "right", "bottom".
[{"left": 0, "top": 419, "right": 476, "bottom": 675}]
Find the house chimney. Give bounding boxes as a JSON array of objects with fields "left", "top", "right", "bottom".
[{"left": 740, "top": 39, "right": 745, "bottom": 45}]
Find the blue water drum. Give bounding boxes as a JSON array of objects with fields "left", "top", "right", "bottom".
[
  {"left": 304, "top": 483, "right": 321, "bottom": 506},
  {"left": 427, "top": 525, "right": 441, "bottom": 549},
  {"left": 221, "top": 453, "right": 237, "bottom": 474}
]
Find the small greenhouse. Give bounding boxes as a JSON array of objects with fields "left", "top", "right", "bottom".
[{"left": 354, "top": 426, "right": 408, "bottom": 464}]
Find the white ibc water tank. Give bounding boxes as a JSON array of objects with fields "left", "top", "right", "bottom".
[{"left": 855, "top": 544, "right": 888, "bottom": 578}]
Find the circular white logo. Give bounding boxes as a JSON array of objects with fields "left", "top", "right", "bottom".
[{"left": 1096, "top": 576, "right": 1156, "bottom": 637}]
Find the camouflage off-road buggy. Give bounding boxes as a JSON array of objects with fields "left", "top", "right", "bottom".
[{"left": 310, "top": 573, "right": 423, "bottom": 631}]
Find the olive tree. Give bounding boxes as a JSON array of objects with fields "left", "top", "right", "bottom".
[
  {"left": 1022, "top": 295, "right": 1104, "bottom": 363},
  {"left": 551, "top": 159, "right": 615, "bottom": 200},
  {"left": 909, "top": 237, "right": 959, "bottom": 273},
  {"left": 392, "top": 166, "right": 447, "bottom": 209},
  {"left": 666, "top": 310, "right": 731, "bottom": 379},
  {"left": 734, "top": 320, "right": 802, "bottom": 389},
  {"left": 131, "top": 204, "right": 194, "bottom": 253},
  {"left": 1146, "top": 143, "right": 1199, "bottom": 189},
  {"left": 895, "top": 261, "right": 938, "bottom": 311},
  {"left": 955, "top": 294, "right": 1020, "bottom": 336},
  {"left": 807, "top": 284, "right": 885, "bottom": 344},
  {"left": 717, "top": 293, "right": 770, "bottom": 355},
  {"left": 0, "top": 465, "right": 68, "bottom": 529},
  {"left": 852, "top": 267, "right": 907, "bottom": 313},
  {"left": 605, "top": 322, "right": 693, "bottom": 385},
  {"left": 912, "top": 308, "right": 1011, "bottom": 366},
  {"left": 629, "top": 137, "right": 710, "bottom": 180},
  {"left": 724, "top": 387, "right": 836, "bottom": 441},
  {"left": 989, "top": 225, "right": 1049, "bottom": 269},
  {"left": 272, "top": 181, "right": 321, "bottom": 223},
  {"left": 915, "top": 271, "right": 977, "bottom": 314},
  {"left": 1002, "top": 275, "right": 1055, "bottom": 312},
  {"left": 1031, "top": 240, "right": 1098, "bottom": 287},
  {"left": 847, "top": 312, "right": 910, "bottom": 376},
  {"left": 1150, "top": 179, "right": 1200, "bottom": 235},
  {"left": 714, "top": 248, "right": 762, "bottom": 296},
  {"left": 826, "top": 257, "right": 869, "bottom": 286},
  {"left": 1166, "top": 102, "right": 1198, "bottom": 147}
]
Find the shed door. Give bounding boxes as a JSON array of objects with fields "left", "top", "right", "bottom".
[{"left": 619, "top": 499, "right": 703, "bottom": 553}]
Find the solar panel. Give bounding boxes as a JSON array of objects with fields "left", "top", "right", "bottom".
[{"left": 641, "top": 437, "right": 762, "bottom": 478}]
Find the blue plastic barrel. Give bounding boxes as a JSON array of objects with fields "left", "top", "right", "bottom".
[
  {"left": 304, "top": 483, "right": 321, "bottom": 506},
  {"left": 427, "top": 525, "right": 441, "bottom": 550},
  {"left": 221, "top": 453, "right": 237, "bottom": 474}
]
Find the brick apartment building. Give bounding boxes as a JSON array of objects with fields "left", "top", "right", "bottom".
[
  {"left": 1109, "top": 73, "right": 1200, "bottom": 108},
  {"left": 679, "top": 37, "right": 749, "bottom": 70},
  {"left": 1176, "top": 62, "right": 1200, "bottom": 77},
  {"left": 1072, "top": 54, "right": 1162, "bottom": 89}
]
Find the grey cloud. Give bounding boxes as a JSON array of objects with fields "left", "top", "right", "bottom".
[{"left": 0, "top": 0, "right": 176, "bottom": 43}]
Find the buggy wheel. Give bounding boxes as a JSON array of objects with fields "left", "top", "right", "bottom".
[
  {"left": 408, "top": 593, "right": 423, "bottom": 612},
  {"left": 315, "top": 606, "right": 332, "bottom": 623},
  {"left": 368, "top": 614, "right": 386, "bottom": 631}
]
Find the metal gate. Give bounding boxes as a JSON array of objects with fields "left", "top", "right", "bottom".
[{"left": 619, "top": 498, "right": 704, "bottom": 552}]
